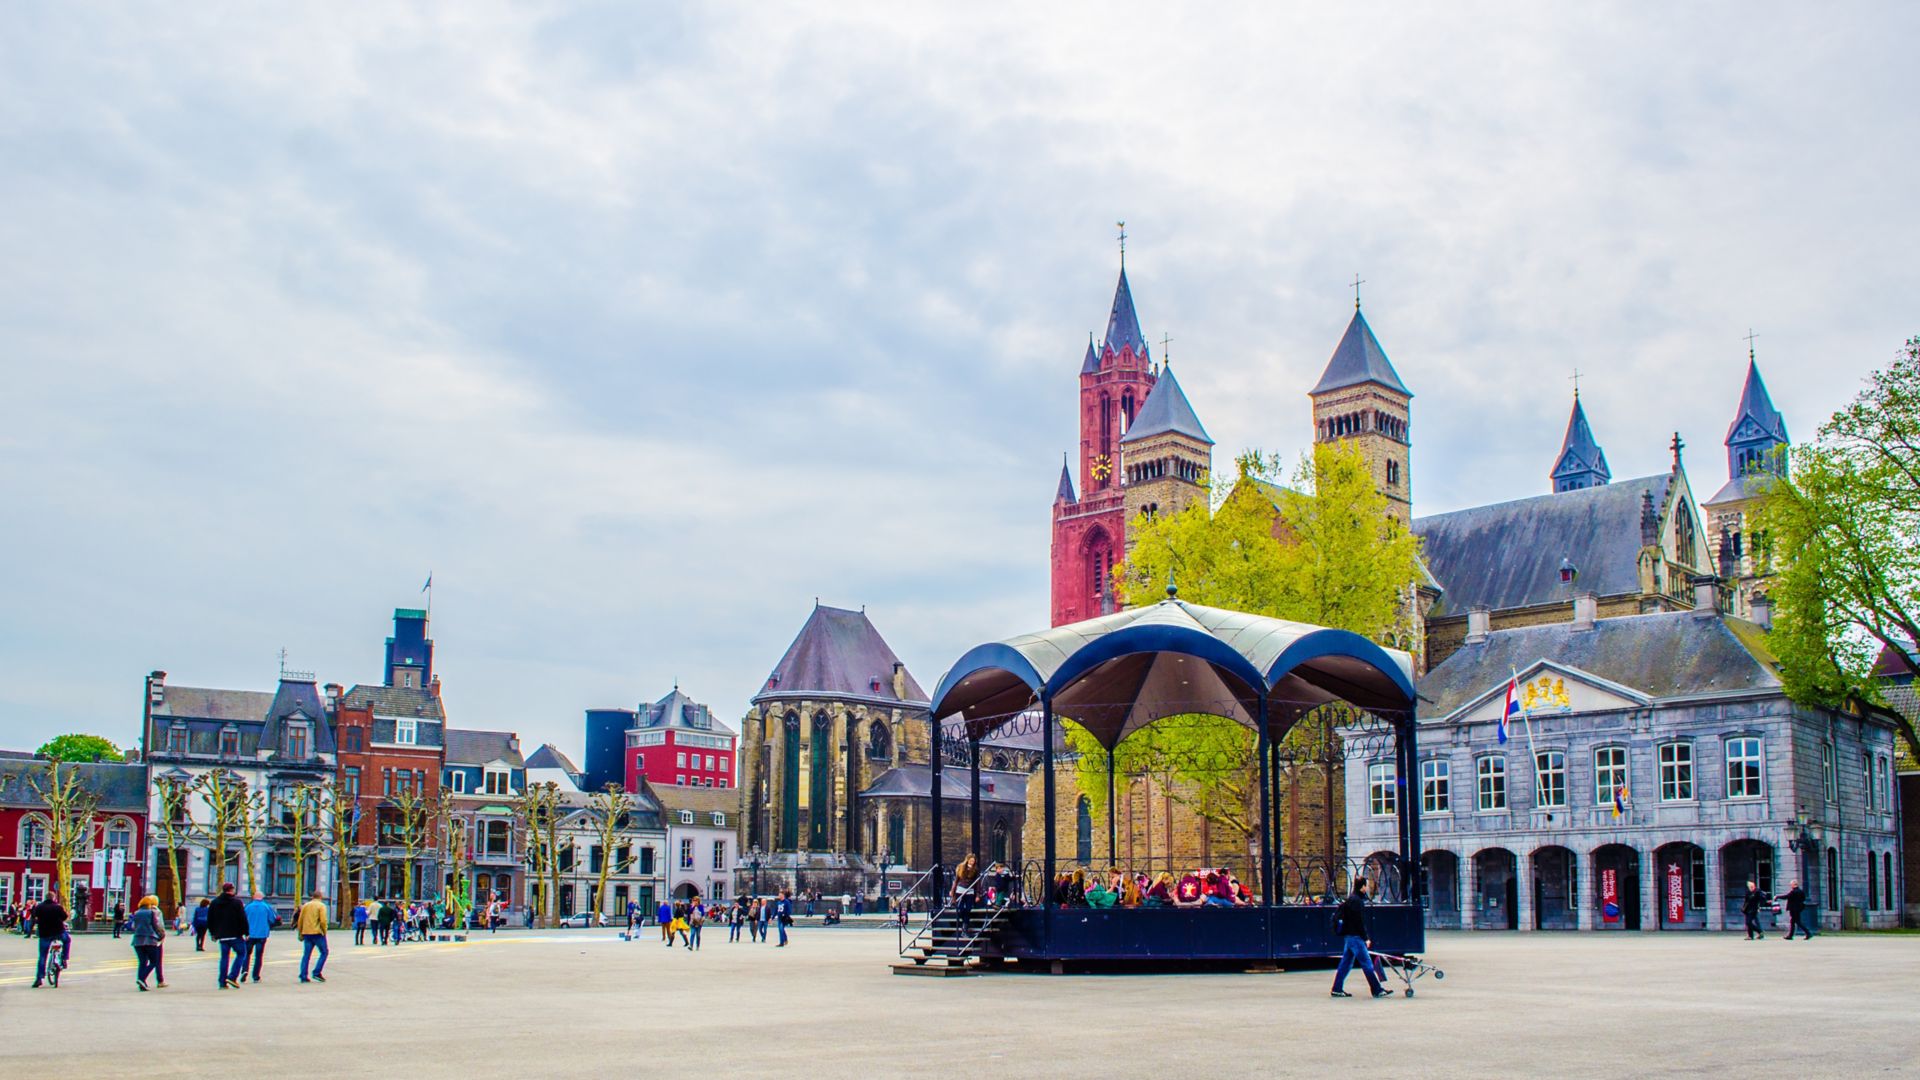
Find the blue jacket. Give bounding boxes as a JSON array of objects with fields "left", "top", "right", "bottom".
[
  {"left": 191, "top": 904, "right": 210, "bottom": 929},
  {"left": 243, "top": 898, "right": 280, "bottom": 938}
]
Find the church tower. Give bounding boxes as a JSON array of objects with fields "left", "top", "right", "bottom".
[
  {"left": 1049, "top": 247, "right": 1166, "bottom": 626},
  {"left": 1121, "top": 365, "right": 1213, "bottom": 541},
  {"left": 1703, "top": 353, "right": 1791, "bottom": 619},
  {"left": 1550, "top": 393, "right": 1611, "bottom": 492},
  {"left": 1309, "top": 302, "right": 1413, "bottom": 522}
]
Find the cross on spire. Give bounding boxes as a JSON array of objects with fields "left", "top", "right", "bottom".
[
  {"left": 277, "top": 647, "right": 289, "bottom": 677},
  {"left": 1569, "top": 367, "right": 1583, "bottom": 398},
  {"left": 1117, "top": 220, "right": 1127, "bottom": 266},
  {"left": 1744, "top": 328, "right": 1759, "bottom": 362},
  {"left": 1159, "top": 333, "right": 1173, "bottom": 363},
  {"left": 1670, "top": 431, "right": 1685, "bottom": 470},
  {"left": 1351, "top": 273, "right": 1366, "bottom": 310}
]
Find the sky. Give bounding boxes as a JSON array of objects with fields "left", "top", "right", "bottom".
[{"left": 2, "top": 2, "right": 1916, "bottom": 758}]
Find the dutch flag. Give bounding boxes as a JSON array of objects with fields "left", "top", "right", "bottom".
[{"left": 1499, "top": 677, "right": 1518, "bottom": 744}]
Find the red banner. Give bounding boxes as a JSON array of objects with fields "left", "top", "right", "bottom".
[
  {"left": 1665, "top": 862, "right": 1686, "bottom": 924},
  {"left": 1601, "top": 867, "right": 1620, "bottom": 923}
]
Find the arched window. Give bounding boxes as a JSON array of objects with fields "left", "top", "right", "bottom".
[
  {"left": 1868, "top": 849, "right": 1879, "bottom": 911},
  {"left": 19, "top": 815, "right": 50, "bottom": 859},
  {"left": 1826, "top": 846, "right": 1838, "bottom": 910},
  {"left": 1074, "top": 796, "right": 1093, "bottom": 864},
  {"left": 808, "top": 714, "right": 833, "bottom": 850},
  {"left": 989, "top": 753, "right": 1010, "bottom": 771},
  {"left": 866, "top": 721, "right": 891, "bottom": 762},
  {"left": 887, "top": 810, "right": 906, "bottom": 862},
  {"left": 1885, "top": 852, "right": 1894, "bottom": 911},
  {"left": 990, "top": 820, "right": 1010, "bottom": 865},
  {"left": 1673, "top": 501, "right": 1697, "bottom": 567},
  {"left": 780, "top": 713, "right": 801, "bottom": 849}
]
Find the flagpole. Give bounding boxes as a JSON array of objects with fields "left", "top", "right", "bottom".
[{"left": 1510, "top": 666, "right": 1542, "bottom": 793}]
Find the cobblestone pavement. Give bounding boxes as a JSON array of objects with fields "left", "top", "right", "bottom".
[{"left": 3, "top": 927, "right": 1916, "bottom": 1077}]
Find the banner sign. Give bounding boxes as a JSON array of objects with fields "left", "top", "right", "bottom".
[
  {"left": 91, "top": 851, "right": 108, "bottom": 890},
  {"left": 1601, "top": 867, "right": 1621, "bottom": 923},
  {"left": 1665, "top": 861, "right": 1686, "bottom": 924},
  {"left": 109, "top": 848, "right": 127, "bottom": 890}
]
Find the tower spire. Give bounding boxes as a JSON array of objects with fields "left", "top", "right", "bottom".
[
  {"left": 1550, "top": 392, "right": 1610, "bottom": 492},
  {"left": 1117, "top": 220, "right": 1127, "bottom": 268}
]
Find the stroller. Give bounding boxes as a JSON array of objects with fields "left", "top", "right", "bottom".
[{"left": 1368, "top": 949, "right": 1445, "bottom": 997}]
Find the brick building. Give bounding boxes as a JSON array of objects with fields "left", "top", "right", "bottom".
[
  {"left": 441, "top": 729, "right": 526, "bottom": 914},
  {"left": 1, "top": 758, "right": 147, "bottom": 924},
  {"left": 332, "top": 608, "right": 447, "bottom": 901}
]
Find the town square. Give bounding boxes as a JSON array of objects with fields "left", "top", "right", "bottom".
[{"left": 2, "top": 4, "right": 1919, "bottom": 1077}]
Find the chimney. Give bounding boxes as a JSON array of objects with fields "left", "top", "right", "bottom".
[
  {"left": 1465, "top": 607, "right": 1491, "bottom": 644},
  {"left": 1571, "top": 593, "right": 1598, "bottom": 631},
  {"left": 1693, "top": 577, "right": 1718, "bottom": 616},
  {"left": 891, "top": 661, "right": 906, "bottom": 700},
  {"left": 323, "top": 683, "right": 343, "bottom": 711},
  {"left": 1750, "top": 593, "right": 1773, "bottom": 631},
  {"left": 147, "top": 670, "right": 167, "bottom": 709},
  {"left": 429, "top": 674, "right": 442, "bottom": 700}
]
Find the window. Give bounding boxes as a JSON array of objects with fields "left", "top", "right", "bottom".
[
  {"left": 484, "top": 820, "right": 510, "bottom": 856},
  {"left": 344, "top": 727, "right": 363, "bottom": 752},
  {"left": 1862, "top": 752, "right": 1874, "bottom": 810},
  {"left": 1594, "top": 747, "right": 1628, "bottom": 807},
  {"left": 106, "top": 820, "right": 133, "bottom": 852},
  {"left": 1476, "top": 757, "right": 1507, "bottom": 812},
  {"left": 1874, "top": 756, "right": 1891, "bottom": 814},
  {"left": 1368, "top": 762, "right": 1397, "bottom": 817},
  {"left": 1869, "top": 850, "right": 1878, "bottom": 911},
  {"left": 711, "top": 812, "right": 724, "bottom": 827},
  {"left": 218, "top": 727, "right": 240, "bottom": 757},
  {"left": 24, "top": 874, "right": 50, "bottom": 904},
  {"left": 484, "top": 769, "right": 510, "bottom": 796},
  {"left": 1827, "top": 846, "right": 1838, "bottom": 908},
  {"left": 1885, "top": 852, "right": 1894, "bottom": 911},
  {"left": 1725, "top": 738, "right": 1763, "bottom": 799},
  {"left": 713, "top": 840, "right": 726, "bottom": 870},
  {"left": 710, "top": 882, "right": 725, "bottom": 901},
  {"left": 705, "top": 755, "right": 716, "bottom": 770},
  {"left": 679, "top": 838, "right": 694, "bottom": 869},
  {"left": 447, "top": 771, "right": 467, "bottom": 794},
  {"left": 167, "top": 724, "right": 187, "bottom": 754},
  {"left": 1686, "top": 848, "right": 1706, "bottom": 910},
  {"left": 344, "top": 767, "right": 361, "bottom": 799},
  {"left": 1659, "top": 742, "right": 1693, "bottom": 802},
  {"left": 1420, "top": 760, "right": 1450, "bottom": 815},
  {"left": 639, "top": 847, "right": 656, "bottom": 875},
  {"left": 1075, "top": 796, "right": 1094, "bottom": 862},
  {"left": 1822, "top": 744, "right": 1837, "bottom": 804},
  {"left": 717, "top": 779, "right": 728, "bottom": 788},
  {"left": 677, "top": 776, "right": 686, "bottom": 786},
  {"left": 867, "top": 721, "right": 891, "bottom": 761},
  {"left": 395, "top": 718, "right": 418, "bottom": 745},
  {"left": 679, "top": 810, "right": 694, "bottom": 825},
  {"left": 719, "top": 755, "right": 730, "bottom": 774},
  {"left": 0, "top": 875, "right": 12, "bottom": 911},
  {"left": 20, "top": 818, "right": 50, "bottom": 859},
  {"left": 273, "top": 853, "right": 297, "bottom": 897},
  {"left": 1534, "top": 751, "right": 1566, "bottom": 808},
  {"left": 589, "top": 845, "right": 605, "bottom": 874},
  {"left": 676, "top": 752, "right": 687, "bottom": 768}
]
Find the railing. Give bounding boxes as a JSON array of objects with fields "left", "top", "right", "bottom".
[
  {"left": 997, "top": 855, "right": 1413, "bottom": 909},
  {"left": 893, "top": 865, "right": 943, "bottom": 955}
]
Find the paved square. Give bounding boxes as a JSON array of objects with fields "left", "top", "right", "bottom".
[{"left": 3, "top": 926, "right": 1916, "bottom": 1077}]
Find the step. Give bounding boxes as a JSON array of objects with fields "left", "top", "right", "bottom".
[{"left": 892, "top": 961, "right": 977, "bottom": 977}]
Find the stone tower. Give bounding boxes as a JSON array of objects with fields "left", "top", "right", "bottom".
[
  {"left": 1550, "top": 393, "right": 1611, "bottom": 493},
  {"left": 1309, "top": 303, "right": 1413, "bottom": 522},
  {"left": 1119, "top": 364, "right": 1213, "bottom": 545},
  {"left": 1702, "top": 355, "right": 1791, "bottom": 620},
  {"left": 1050, "top": 258, "right": 1162, "bottom": 626}
]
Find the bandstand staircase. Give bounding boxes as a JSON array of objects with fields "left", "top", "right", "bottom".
[{"left": 892, "top": 904, "right": 1012, "bottom": 977}]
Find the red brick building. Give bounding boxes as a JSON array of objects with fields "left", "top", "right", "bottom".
[
  {"left": 625, "top": 688, "right": 736, "bottom": 791},
  {"left": 1, "top": 758, "right": 147, "bottom": 925},
  {"left": 332, "top": 608, "right": 447, "bottom": 900}
]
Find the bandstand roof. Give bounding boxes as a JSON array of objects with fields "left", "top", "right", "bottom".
[{"left": 928, "top": 595, "right": 1415, "bottom": 748}]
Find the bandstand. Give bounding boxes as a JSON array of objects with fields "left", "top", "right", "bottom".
[{"left": 918, "top": 589, "right": 1424, "bottom": 968}]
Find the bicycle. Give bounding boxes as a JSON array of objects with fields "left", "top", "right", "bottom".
[{"left": 44, "top": 938, "right": 66, "bottom": 988}]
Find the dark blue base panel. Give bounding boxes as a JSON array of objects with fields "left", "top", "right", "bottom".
[{"left": 993, "top": 906, "right": 1424, "bottom": 964}]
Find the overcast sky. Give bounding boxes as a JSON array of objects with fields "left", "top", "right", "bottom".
[{"left": 2, "top": 3, "right": 1915, "bottom": 757}]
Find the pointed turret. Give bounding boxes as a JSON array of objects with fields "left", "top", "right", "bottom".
[
  {"left": 1080, "top": 334, "right": 1100, "bottom": 375},
  {"left": 1550, "top": 394, "right": 1611, "bottom": 493},
  {"left": 1726, "top": 358, "right": 1789, "bottom": 477},
  {"left": 1102, "top": 267, "right": 1149, "bottom": 364},
  {"left": 1120, "top": 364, "right": 1212, "bottom": 446},
  {"left": 1309, "top": 303, "right": 1413, "bottom": 522},
  {"left": 1055, "top": 456, "right": 1077, "bottom": 504},
  {"left": 1311, "top": 308, "right": 1408, "bottom": 396}
]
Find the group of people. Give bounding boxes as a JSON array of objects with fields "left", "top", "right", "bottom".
[
  {"left": 1742, "top": 878, "right": 1814, "bottom": 940},
  {"left": 348, "top": 897, "right": 444, "bottom": 945},
  {"left": 640, "top": 891, "right": 797, "bottom": 948},
  {"left": 1042, "top": 865, "right": 1254, "bottom": 910}
]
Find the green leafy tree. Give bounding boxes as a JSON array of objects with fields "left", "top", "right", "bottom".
[
  {"left": 1756, "top": 336, "right": 1920, "bottom": 758},
  {"left": 37, "top": 733, "right": 123, "bottom": 763},
  {"left": 1073, "top": 442, "right": 1425, "bottom": 850}
]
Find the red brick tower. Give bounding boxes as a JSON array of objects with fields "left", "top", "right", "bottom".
[{"left": 1050, "top": 253, "right": 1159, "bottom": 626}]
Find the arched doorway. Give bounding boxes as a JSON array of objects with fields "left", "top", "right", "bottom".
[
  {"left": 1721, "top": 838, "right": 1775, "bottom": 932},
  {"left": 1423, "top": 851, "right": 1460, "bottom": 929},
  {"left": 1532, "top": 846, "right": 1577, "bottom": 929},
  {"left": 1592, "top": 844, "right": 1641, "bottom": 930},
  {"left": 1473, "top": 848, "right": 1518, "bottom": 929},
  {"left": 1654, "top": 841, "right": 1706, "bottom": 929},
  {"left": 672, "top": 882, "right": 700, "bottom": 901}
]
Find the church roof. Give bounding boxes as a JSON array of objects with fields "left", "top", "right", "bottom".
[
  {"left": 1103, "top": 267, "right": 1149, "bottom": 361},
  {"left": 1417, "top": 610, "right": 1781, "bottom": 719},
  {"left": 1119, "top": 364, "right": 1212, "bottom": 445},
  {"left": 1080, "top": 337, "right": 1100, "bottom": 375},
  {"left": 754, "top": 604, "right": 929, "bottom": 705},
  {"left": 859, "top": 765, "right": 1029, "bottom": 806},
  {"left": 1704, "top": 471, "right": 1779, "bottom": 507},
  {"left": 1551, "top": 395, "right": 1611, "bottom": 484},
  {"left": 1055, "top": 458, "right": 1076, "bottom": 503},
  {"left": 1727, "top": 359, "right": 1788, "bottom": 445},
  {"left": 1414, "top": 474, "right": 1671, "bottom": 614},
  {"left": 1311, "top": 308, "right": 1409, "bottom": 397}
]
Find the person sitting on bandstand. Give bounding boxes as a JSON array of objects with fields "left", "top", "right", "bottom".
[
  {"left": 1143, "top": 873, "right": 1173, "bottom": 907},
  {"left": 1173, "top": 869, "right": 1205, "bottom": 907}
]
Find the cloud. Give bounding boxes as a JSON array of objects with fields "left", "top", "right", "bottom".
[{"left": 1, "top": 2, "right": 1916, "bottom": 753}]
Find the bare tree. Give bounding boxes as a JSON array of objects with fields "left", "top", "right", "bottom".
[
  {"left": 189, "top": 769, "right": 249, "bottom": 893},
  {"left": 588, "top": 783, "right": 635, "bottom": 918},
  {"left": 431, "top": 791, "right": 475, "bottom": 929},
  {"left": 283, "top": 783, "right": 326, "bottom": 902},
  {"left": 150, "top": 774, "right": 195, "bottom": 918},
  {"left": 514, "top": 782, "right": 563, "bottom": 925},
  {"left": 387, "top": 786, "right": 434, "bottom": 904},
  {"left": 320, "top": 780, "right": 372, "bottom": 926},
  {"left": 235, "top": 788, "right": 268, "bottom": 895},
  {"left": 30, "top": 762, "right": 102, "bottom": 912}
]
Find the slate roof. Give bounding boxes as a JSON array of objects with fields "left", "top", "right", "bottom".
[
  {"left": 1103, "top": 267, "right": 1149, "bottom": 361},
  {"left": 153, "top": 686, "right": 276, "bottom": 724},
  {"left": 1311, "top": 308, "right": 1409, "bottom": 396},
  {"left": 1417, "top": 610, "right": 1781, "bottom": 719},
  {"left": 0, "top": 759, "right": 148, "bottom": 812},
  {"left": 341, "top": 684, "right": 446, "bottom": 722},
  {"left": 525, "top": 744, "right": 579, "bottom": 773},
  {"left": 1415, "top": 474, "right": 1671, "bottom": 614},
  {"left": 1080, "top": 337, "right": 1100, "bottom": 376},
  {"left": 1119, "top": 364, "right": 1212, "bottom": 446},
  {"left": 754, "top": 605, "right": 929, "bottom": 704},
  {"left": 1055, "top": 458, "right": 1077, "bottom": 504},
  {"left": 261, "top": 678, "right": 337, "bottom": 758},
  {"left": 1551, "top": 395, "right": 1611, "bottom": 486},
  {"left": 445, "top": 728, "right": 524, "bottom": 768},
  {"left": 642, "top": 688, "right": 735, "bottom": 736},
  {"left": 1705, "top": 471, "right": 1779, "bottom": 507},
  {"left": 647, "top": 782, "right": 742, "bottom": 824},
  {"left": 1728, "top": 359, "right": 1789, "bottom": 445},
  {"left": 859, "top": 765, "right": 1029, "bottom": 806}
]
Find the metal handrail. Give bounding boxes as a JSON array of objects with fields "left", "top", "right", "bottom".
[{"left": 893, "top": 865, "right": 941, "bottom": 955}]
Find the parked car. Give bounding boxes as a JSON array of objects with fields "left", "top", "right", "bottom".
[{"left": 558, "top": 912, "right": 598, "bottom": 928}]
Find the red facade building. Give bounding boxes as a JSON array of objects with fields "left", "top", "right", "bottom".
[
  {"left": 624, "top": 688, "right": 737, "bottom": 791},
  {"left": 1, "top": 758, "right": 147, "bottom": 924},
  {"left": 333, "top": 609, "right": 447, "bottom": 899}
]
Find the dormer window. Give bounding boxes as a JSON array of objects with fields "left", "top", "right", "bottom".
[
  {"left": 218, "top": 727, "right": 240, "bottom": 757},
  {"left": 285, "top": 721, "right": 310, "bottom": 760},
  {"left": 711, "top": 812, "right": 725, "bottom": 826},
  {"left": 483, "top": 768, "right": 510, "bottom": 796},
  {"left": 167, "top": 724, "right": 187, "bottom": 755},
  {"left": 395, "top": 718, "right": 418, "bottom": 745},
  {"left": 679, "top": 810, "right": 694, "bottom": 825}
]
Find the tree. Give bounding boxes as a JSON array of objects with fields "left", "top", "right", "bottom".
[
  {"left": 1084, "top": 442, "right": 1425, "bottom": 853},
  {"left": 235, "top": 789, "right": 268, "bottom": 895},
  {"left": 320, "top": 780, "right": 373, "bottom": 926},
  {"left": 514, "top": 782, "right": 564, "bottom": 925},
  {"left": 1757, "top": 336, "right": 1920, "bottom": 758},
  {"left": 431, "top": 792, "right": 475, "bottom": 929},
  {"left": 282, "top": 783, "right": 326, "bottom": 903},
  {"left": 150, "top": 774, "right": 195, "bottom": 918},
  {"left": 189, "top": 770, "right": 249, "bottom": 894},
  {"left": 36, "top": 733, "right": 124, "bottom": 763},
  {"left": 29, "top": 762, "right": 102, "bottom": 912},
  {"left": 387, "top": 787, "right": 434, "bottom": 904},
  {"left": 588, "top": 784, "right": 635, "bottom": 917}
]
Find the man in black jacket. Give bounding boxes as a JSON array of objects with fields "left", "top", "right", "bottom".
[
  {"left": 1780, "top": 879, "right": 1812, "bottom": 940},
  {"left": 1741, "top": 879, "right": 1768, "bottom": 940},
  {"left": 1330, "top": 877, "right": 1390, "bottom": 999},
  {"left": 30, "top": 894, "right": 69, "bottom": 988},
  {"left": 206, "top": 882, "right": 250, "bottom": 988}
]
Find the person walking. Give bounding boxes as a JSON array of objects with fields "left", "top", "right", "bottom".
[
  {"left": 775, "top": 889, "right": 794, "bottom": 947},
  {"left": 296, "top": 889, "right": 330, "bottom": 983},
  {"left": 1781, "top": 879, "right": 1813, "bottom": 940},
  {"left": 658, "top": 899, "right": 674, "bottom": 944},
  {"left": 207, "top": 882, "right": 250, "bottom": 989},
  {"left": 30, "top": 891, "right": 70, "bottom": 988},
  {"left": 1329, "top": 877, "right": 1391, "bottom": 1000},
  {"left": 352, "top": 900, "right": 368, "bottom": 945},
  {"left": 1742, "top": 879, "right": 1768, "bottom": 940},
  {"left": 241, "top": 891, "right": 280, "bottom": 982},
  {"left": 376, "top": 898, "right": 397, "bottom": 946},
  {"left": 130, "top": 894, "right": 167, "bottom": 990},
  {"left": 951, "top": 853, "right": 980, "bottom": 933},
  {"left": 687, "top": 899, "right": 705, "bottom": 951},
  {"left": 112, "top": 899, "right": 126, "bottom": 940},
  {"left": 191, "top": 897, "right": 211, "bottom": 951}
]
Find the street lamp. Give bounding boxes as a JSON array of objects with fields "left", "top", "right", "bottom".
[
  {"left": 1786, "top": 805, "right": 1817, "bottom": 913},
  {"left": 877, "top": 847, "right": 892, "bottom": 912},
  {"left": 745, "top": 845, "right": 765, "bottom": 898}
]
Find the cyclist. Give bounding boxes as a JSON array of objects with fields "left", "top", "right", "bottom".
[{"left": 31, "top": 892, "right": 70, "bottom": 988}]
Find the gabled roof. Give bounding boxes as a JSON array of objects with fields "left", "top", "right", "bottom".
[
  {"left": 1727, "top": 359, "right": 1789, "bottom": 445},
  {"left": 641, "top": 687, "right": 735, "bottom": 735},
  {"left": 341, "top": 683, "right": 446, "bottom": 722},
  {"left": 525, "top": 744, "right": 579, "bottom": 773},
  {"left": 1417, "top": 610, "right": 1781, "bottom": 719},
  {"left": 1080, "top": 336, "right": 1100, "bottom": 375},
  {"left": 261, "top": 678, "right": 336, "bottom": 756},
  {"left": 1551, "top": 395, "right": 1611, "bottom": 486},
  {"left": 1704, "top": 471, "right": 1779, "bottom": 507},
  {"left": 1414, "top": 474, "right": 1671, "bottom": 613},
  {"left": 1102, "top": 267, "right": 1149, "bottom": 361},
  {"left": 153, "top": 686, "right": 276, "bottom": 724},
  {"left": 645, "top": 781, "right": 741, "bottom": 823},
  {"left": 754, "top": 605, "right": 928, "bottom": 704},
  {"left": 445, "top": 728, "right": 524, "bottom": 768},
  {"left": 1311, "top": 308, "right": 1409, "bottom": 397},
  {"left": 0, "top": 759, "right": 148, "bottom": 813},
  {"left": 1119, "top": 364, "right": 1212, "bottom": 446},
  {"left": 1055, "top": 458, "right": 1077, "bottom": 504}
]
